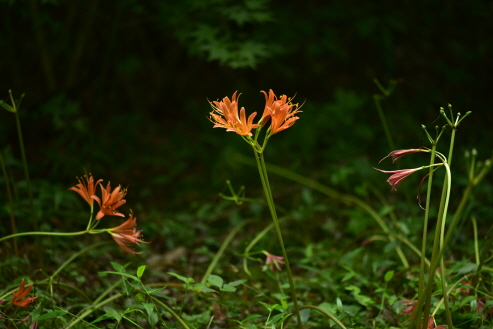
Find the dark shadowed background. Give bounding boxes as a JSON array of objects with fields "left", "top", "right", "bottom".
[{"left": 1, "top": 0, "right": 492, "bottom": 237}]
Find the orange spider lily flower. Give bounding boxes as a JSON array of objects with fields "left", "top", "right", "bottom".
[
  {"left": 91, "top": 182, "right": 127, "bottom": 220},
  {"left": 69, "top": 170, "right": 102, "bottom": 206},
  {"left": 11, "top": 279, "right": 38, "bottom": 307},
  {"left": 374, "top": 168, "right": 421, "bottom": 191},
  {"left": 109, "top": 210, "right": 148, "bottom": 255},
  {"left": 260, "top": 89, "right": 302, "bottom": 135},
  {"left": 209, "top": 91, "right": 259, "bottom": 136},
  {"left": 378, "top": 149, "right": 427, "bottom": 164},
  {"left": 263, "top": 251, "right": 285, "bottom": 272}
]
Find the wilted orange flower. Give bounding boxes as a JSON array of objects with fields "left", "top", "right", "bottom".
[
  {"left": 69, "top": 170, "right": 102, "bottom": 206},
  {"left": 374, "top": 168, "right": 421, "bottom": 191},
  {"left": 261, "top": 89, "right": 302, "bottom": 135},
  {"left": 263, "top": 251, "right": 285, "bottom": 272},
  {"left": 109, "top": 210, "right": 147, "bottom": 255},
  {"left": 91, "top": 182, "right": 127, "bottom": 220},
  {"left": 378, "top": 149, "right": 427, "bottom": 164},
  {"left": 209, "top": 91, "right": 259, "bottom": 136},
  {"left": 426, "top": 316, "right": 447, "bottom": 329},
  {"left": 400, "top": 299, "right": 417, "bottom": 316},
  {"left": 11, "top": 279, "right": 38, "bottom": 307}
]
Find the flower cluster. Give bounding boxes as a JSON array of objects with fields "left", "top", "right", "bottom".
[
  {"left": 69, "top": 171, "right": 147, "bottom": 255},
  {"left": 209, "top": 90, "right": 302, "bottom": 137},
  {"left": 374, "top": 149, "right": 429, "bottom": 191}
]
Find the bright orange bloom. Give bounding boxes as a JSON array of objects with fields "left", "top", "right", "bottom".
[
  {"left": 69, "top": 170, "right": 102, "bottom": 206},
  {"left": 209, "top": 91, "right": 259, "bottom": 136},
  {"left": 260, "top": 89, "right": 302, "bottom": 135},
  {"left": 91, "top": 182, "right": 127, "bottom": 220},
  {"left": 109, "top": 210, "right": 147, "bottom": 255},
  {"left": 11, "top": 279, "right": 38, "bottom": 307}
]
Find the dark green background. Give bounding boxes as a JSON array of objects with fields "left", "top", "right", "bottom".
[{"left": 1, "top": 0, "right": 492, "bottom": 229}]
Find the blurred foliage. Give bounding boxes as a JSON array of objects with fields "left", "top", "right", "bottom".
[{"left": 0, "top": 0, "right": 492, "bottom": 240}]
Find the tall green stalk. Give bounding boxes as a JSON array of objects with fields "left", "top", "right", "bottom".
[
  {"left": 253, "top": 149, "right": 303, "bottom": 329},
  {"left": 0, "top": 91, "right": 37, "bottom": 230},
  {"left": 232, "top": 153, "right": 410, "bottom": 268},
  {"left": 373, "top": 78, "right": 397, "bottom": 151},
  {"left": 0, "top": 150, "right": 18, "bottom": 255},
  {"left": 15, "top": 108, "right": 37, "bottom": 230},
  {"left": 412, "top": 143, "right": 437, "bottom": 329}
]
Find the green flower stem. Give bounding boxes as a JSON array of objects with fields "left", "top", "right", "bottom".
[
  {"left": 438, "top": 164, "right": 453, "bottom": 329},
  {"left": 0, "top": 150, "right": 18, "bottom": 256},
  {"left": 299, "top": 305, "right": 346, "bottom": 329},
  {"left": 373, "top": 81, "right": 396, "bottom": 151},
  {"left": 440, "top": 155, "right": 491, "bottom": 266},
  {"left": 14, "top": 108, "right": 37, "bottom": 231},
  {"left": 200, "top": 219, "right": 252, "bottom": 284},
  {"left": 149, "top": 295, "right": 191, "bottom": 329},
  {"left": 51, "top": 241, "right": 110, "bottom": 279},
  {"left": 65, "top": 277, "right": 124, "bottom": 328},
  {"left": 253, "top": 149, "right": 303, "bottom": 329},
  {"left": 234, "top": 153, "right": 409, "bottom": 268},
  {"left": 472, "top": 217, "right": 480, "bottom": 265},
  {"left": 243, "top": 221, "right": 277, "bottom": 276},
  {"left": 93, "top": 278, "right": 124, "bottom": 306},
  {"left": 86, "top": 205, "right": 95, "bottom": 231},
  {"left": 0, "top": 230, "right": 88, "bottom": 243},
  {"left": 422, "top": 129, "right": 456, "bottom": 329},
  {"left": 473, "top": 224, "right": 493, "bottom": 283},
  {"left": 412, "top": 144, "right": 437, "bottom": 329},
  {"left": 389, "top": 233, "right": 430, "bottom": 268},
  {"left": 65, "top": 292, "right": 123, "bottom": 329},
  {"left": 35, "top": 281, "right": 92, "bottom": 303}
]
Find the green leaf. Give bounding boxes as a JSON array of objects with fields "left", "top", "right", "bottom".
[
  {"left": 167, "top": 272, "right": 187, "bottom": 282},
  {"left": 241, "top": 314, "right": 262, "bottom": 322},
  {"left": 110, "top": 262, "right": 126, "bottom": 273},
  {"left": 99, "top": 271, "right": 139, "bottom": 281},
  {"left": 225, "top": 279, "right": 246, "bottom": 287},
  {"left": 384, "top": 270, "right": 394, "bottom": 282},
  {"left": 259, "top": 302, "right": 278, "bottom": 312},
  {"left": 300, "top": 308, "right": 310, "bottom": 323},
  {"left": 341, "top": 271, "right": 355, "bottom": 282},
  {"left": 149, "top": 290, "right": 176, "bottom": 304},
  {"left": 137, "top": 265, "right": 146, "bottom": 278},
  {"left": 33, "top": 310, "right": 67, "bottom": 321},
  {"left": 336, "top": 297, "right": 343, "bottom": 312},
  {"left": 207, "top": 274, "right": 223, "bottom": 288},
  {"left": 134, "top": 293, "right": 146, "bottom": 303},
  {"left": 220, "top": 285, "right": 237, "bottom": 292},
  {"left": 266, "top": 313, "right": 285, "bottom": 325},
  {"left": 200, "top": 287, "right": 218, "bottom": 293},
  {"left": 103, "top": 309, "right": 122, "bottom": 322},
  {"left": 0, "top": 101, "right": 15, "bottom": 113},
  {"left": 168, "top": 272, "right": 195, "bottom": 284},
  {"left": 146, "top": 287, "right": 167, "bottom": 294},
  {"left": 142, "top": 303, "right": 159, "bottom": 326}
]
